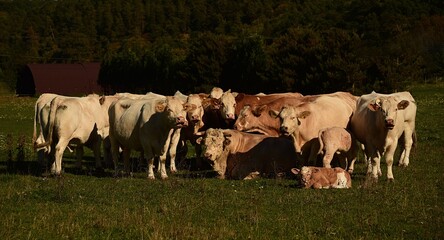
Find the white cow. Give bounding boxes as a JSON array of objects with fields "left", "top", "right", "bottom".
[
  {"left": 350, "top": 91, "right": 417, "bottom": 181},
  {"left": 108, "top": 96, "right": 188, "bottom": 179},
  {"left": 35, "top": 94, "right": 113, "bottom": 175}
]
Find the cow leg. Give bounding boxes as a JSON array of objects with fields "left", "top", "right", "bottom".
[
  {"left": 75, "top": 145, "right": 84, "bottom": 169},
  {"left": 168, "top": 129, "right": 181, "bottom": 173},
  {"left": 399, "top": 129, "right": 413, "bottom": 167},
  {"left": 159, "top": 130, "right": 174, "bottom": 179},
  {"left": 385, "top": 142, "right": 398, "bottom": 181},
  {"left": 110, "top": 140, "right": 121, "bottom": 176},
  {"left": 53, "top": 140, "right": 69, "bottom": 175},
  {"left": 322, "top": 147, "right": 334, "bottom": 168},
  {"left": 347, "top": 141, "right": 358, "bottom": 173},
  {"left": 308, "top": 142, "right": 321, "bottom": 166},
  {"left": 92, "top": 139, "right": 103, "bottom": 170},
  {"left": 122, "top": 149, "right": 131, "bottom": 175},
  {"left": 102, "top": 137, "right": 113, "bottom": 168},
  {"left": 367, "top": 147, "right": 381, "bottom": 180},
  {"left": 194, "top": 144, "right": 203, "bottom": 169},
  {"left": 147, "top": 156, "right": 155, "bottom": 180}
]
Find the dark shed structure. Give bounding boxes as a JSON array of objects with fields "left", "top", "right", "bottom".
[{"left": 17, "top": 63, "right": 103, "bottom": 96}]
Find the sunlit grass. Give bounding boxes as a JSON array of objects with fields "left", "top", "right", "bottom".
[{"left": 0, "top": 84, "right": 443, "bottom": 239}]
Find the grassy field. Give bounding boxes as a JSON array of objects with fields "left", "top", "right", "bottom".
[{"left": 0, "top": 84, "right": 443, "bottom": 239}]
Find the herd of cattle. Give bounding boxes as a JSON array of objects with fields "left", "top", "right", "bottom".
[{"left": 32, "top": 87, "right": 417, "bottom": 188}]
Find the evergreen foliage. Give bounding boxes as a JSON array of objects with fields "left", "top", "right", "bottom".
[{"left": 0, "top": 0, "right": 443, "bottom": 94}]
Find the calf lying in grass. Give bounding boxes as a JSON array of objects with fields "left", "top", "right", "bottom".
[{"left": 292, "top": 166, "right": 352, "bottom": 189}]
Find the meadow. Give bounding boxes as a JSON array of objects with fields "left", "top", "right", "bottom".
[{"left": 0, "top": 84, "right": 443, "bottom": 239}]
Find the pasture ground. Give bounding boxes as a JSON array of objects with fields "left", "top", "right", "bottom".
[{"left": 0, "top": 84, "right": 443, "bottom": 239}]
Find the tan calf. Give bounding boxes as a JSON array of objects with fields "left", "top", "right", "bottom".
[
  {"left": 292, "top": 166, "right": 352, "bottom": 189},
  {"left": 310, "top": 127, "right": 358, "bottom": 172}
]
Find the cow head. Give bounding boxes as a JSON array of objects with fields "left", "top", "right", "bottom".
[
  {"left": 209, "top": 87, "right": 224, "bottom": 99},
  {"left": 368, "top": 97, "right": 410, "bottom": 130},
  {"left": 234, "top": 105, "right": 270, "bottom": 134},
  {"left": 220, "top": 90, "right": 236, "bottom": 121},
  {"left": 269, "top": 106, "right": 311, "bottom": 136},
  {"left": 292, "top": 167, "right": 315, "bottom": 187},
  {"left": 197, "top": 128, "right": 230, "bottom": 177},
  {"left": 162, "top": 96, "right": 189, "bottom": 128},
  {"left": 184, "top": 94, "right": 204, "bottom": 124}
]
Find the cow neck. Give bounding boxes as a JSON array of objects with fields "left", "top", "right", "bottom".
[{"left": 290, "top": 132, "right": 303, "bottom": 153}]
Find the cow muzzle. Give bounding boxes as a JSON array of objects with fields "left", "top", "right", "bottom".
[
  {"left": 385, "top": 119, "right": 395, "bottom": 130},
  {"left": 280, "top": 126, "right": 291, "bottom": 136},
  {"left": 226, "top": 113, "right": 235, "bottom": 120},
  {"left": 176, "top": 117, "right": 188, "bottom": 127}
]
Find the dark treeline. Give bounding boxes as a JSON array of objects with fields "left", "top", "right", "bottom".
[{"left": 0, "top": 0, "right": 443, "bottom": 95}]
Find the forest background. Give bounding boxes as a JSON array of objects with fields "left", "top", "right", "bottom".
[{"left": 0, "top": 0, "right": 443, "bottom": 95}]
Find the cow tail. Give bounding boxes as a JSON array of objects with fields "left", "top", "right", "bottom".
[
  {"left": 411, "top": 129, "right": 417, "bottom": 154},
  {"left": 32, "top": 101, "right": 39, "bottom": 147},
  {"left": 318, "top": 130, "right": 324, "bottom": 155},
  {"left": 35, "top": 98, "right": 59, "bottom": 152}
]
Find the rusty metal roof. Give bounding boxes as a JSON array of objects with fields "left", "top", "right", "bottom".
[{"left": 17, "top": 63, "right": 103, "bottom": 96}]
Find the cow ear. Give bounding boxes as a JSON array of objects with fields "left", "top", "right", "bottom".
[
  {"left": 223, "top": 138, "right": 231, "bottom": 146},
  {"left": 297, "top": 111, "right": 311, "bottom": 119},
  {"left": 291, "top": 168, "right": 300, "bottom": 175},
  {"left": 313, "top": 168, "right": 320, "bottom": 173},
  {"left": 252, "top": 105, "right": 266, "bottom": 117},
  {"left": 269, "top": 109, "right": 280, "bottom": 118},
  {"left": 183, "top": 103, "right": 190, "bottom": 111},
  {"left": 196, "top": 137, "right": 203, "bottom": 145},
  {"left": 397, "top": 100, "right": 409, "bottom": 110},
  {"left": 368, "top": 99, "right": 381, "bottom": 111},
  {"left": 155, "top": 101, "right": 166, "bottom": 112},
  {"left": 99, "top": 96, "right": 106, "bottom": 105}
]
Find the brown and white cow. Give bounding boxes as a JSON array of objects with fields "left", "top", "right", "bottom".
[
  {"left": 350, "top": 91, "right": 417, "bottom": 181},
  {"left": 167, "top": 93, "right": 205, "bottom": 171},
  {"left": 292, "top": 166, "right": 352, "bottom": 189},
  {"left": 268, "top": 92, "right": 358, "bottom": 164},
  {"left": 309, "top": 127, "right": 358, "bottom": 171},
  {"left": 197, "top": 128, "right": 299, "bottom": 179},
  {"left": 234, "top": 95, "right": 305, "bottom": 136},
  {"left": 108, "top": 96, "right": 188, "bottom": 179},
  {"left": 35, "top": 94, "right": 116, "bottom": 175}
]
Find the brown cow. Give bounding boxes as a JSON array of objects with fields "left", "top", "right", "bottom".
[
  {"left": 234, "top": 95, "right": 305, "bottom": 136},
  {"left": 234, "top": 92, "right": 303, "bottom": 116},
  {"left": 197, "top": 128, "right": 299, "bottom": 179},
  {"left": 292, "top": 166, "right": 352, "bottom": 189}
]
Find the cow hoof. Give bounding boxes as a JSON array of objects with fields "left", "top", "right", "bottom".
[
  {"left": 148, "top": 175, "right": 155, "bottom": 180},
  {"left": 387, "top": 178, "right": 395, "bottom": 183},
  {"left": 160, "top": 175, "right": 168, "bottom": 180}
]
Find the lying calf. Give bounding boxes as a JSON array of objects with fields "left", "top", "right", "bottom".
[
  {"left": 292, "top": 166, "right": 352, "bottom": 189},
  {"left": 197, "top": 128, "right": 298, "bottom": 179}
]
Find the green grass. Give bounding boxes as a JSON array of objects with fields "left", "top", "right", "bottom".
[{"left": 0, "top": 84, "right": 443, "bottom": 239}]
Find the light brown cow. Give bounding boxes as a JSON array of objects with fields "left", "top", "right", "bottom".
[
  {"left": 234, "top": 92, "right": 303, "bottom": 116},
  {"left": 350, "top": 91, "right": 417, "bottom": 181},
  {"left": 197, "top": 128, "right": 299, "bottom": 179},
  {"left": 268, "top": 92, "right": 358, "bottom": 163},
  {"left": 309, "top": 127, "right": 358, "bottom": 171},
  {"left": 109, "top": 96, "right": 188, "bottom": 179},
  {"left": 234, "top": 95, "right": 305, "bottom": 136},
  {"left": 291, "top": 166, "right": 352, "bottom": 189}
]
